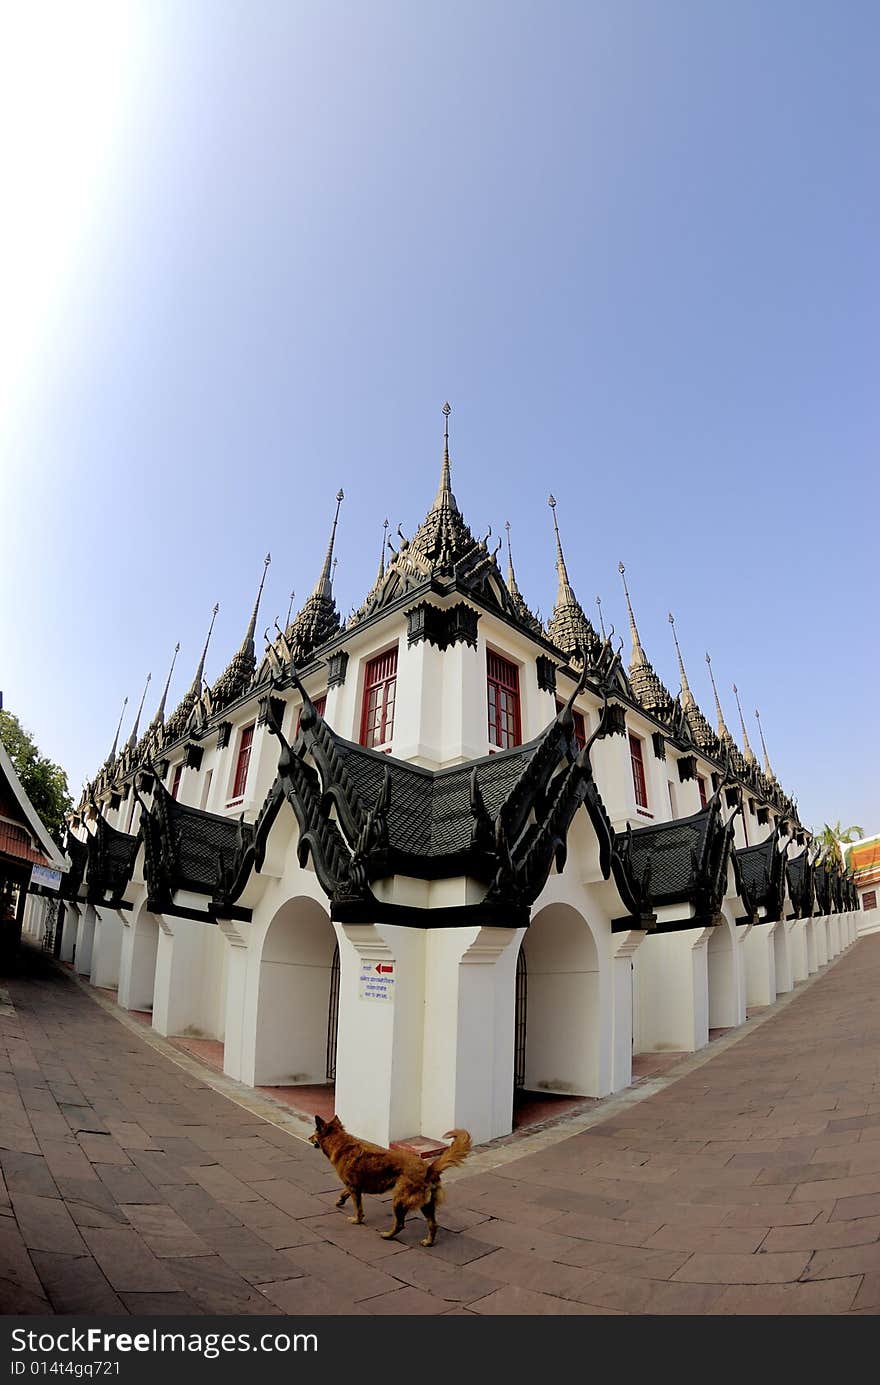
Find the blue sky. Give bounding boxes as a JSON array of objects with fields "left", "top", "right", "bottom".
[{"left": 0, "top": 0, "right": 876, "bottom": 831}]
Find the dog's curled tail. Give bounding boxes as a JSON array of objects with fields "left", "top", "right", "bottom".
[{"left": 428, "top": 1129, "right": 472, "bottom": 1180}]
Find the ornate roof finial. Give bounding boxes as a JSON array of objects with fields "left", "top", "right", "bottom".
[
  {"left": 243, "top": 553, "right": 271, "bottom": 649},
  {"left": 501, "top": 519, "right": 542, "bottom": 635},
  {"left": 211, "top": 558, "right": 272, "bottom": 712},
  {"left": 547, "top": 494, "right": 574, "bottom": 605},
  {"left": 376, "top": 518, "right": 389, "bottom": 584},
  {"left": 705, "top": 652, "right": 732, "bottom": 740},
  {"left": 732, "top": 683, "right": 757, "bottom": 765},
  {"left": 755, "top": 707, "right": 775, "bottom": 779},
  {"left": 286, "top": 591, "right": 296, "bottom": 629},
  {"left": 314, "top": 490, "right": 344, "bottom": 600},
  {"left": 618, "top": 562, "right": 647, "bottom": 669},
  {"left": 546, "top": 495, "right": 600, "bottom": 662},
  {"left": 106, "top": 695, "right": 128, "bottom": 765},
  {"left": 504, "top": 520, "right": 520, "bottom": 595},
  {"left": 192, "top": 603, "right": 220, "bottom": 693},
  {"left": 126, "top": 672, "right": 152, "bottom": 751},
  {"left": 151, "top": 642, "right": 180, "bottom": 731},
  {"left": 432, "top": 401, "right": 457, "bottom": 513},
  {"left": 668, "top": 612, "right": 695, "bottom": 710},
  {"left": 164, "top": 607, "right": 219, "bottom": 744},
  {"left": 596, "top": 595, "right": 606, "bottom": 641}
]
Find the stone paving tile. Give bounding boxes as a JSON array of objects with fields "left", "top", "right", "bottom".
[
  {"left": 361, "top": 1285, "right": 450, "bottom": 1314},
  {"left": 121, "top": 1204, "right": 212, "bottom": 1258},
  {"left": 79, "top": 1227, "right": 178, "bottom": 1292},
  {"left": 282, "top": 1240, "right": 404, "bottom": 1302},
  {"left": 377, "top": 1247, "right": 503, "bottom": 1303},
  {"left": 469, "top": 1283, "right": 619, "bottom": 1314},
  {"left": 258, "top": 1275, "right": 365, "bottom": 1315},
  {"left": 713, "top": 1278, "right": 862, "bottom": 1314},
  {"left": 762, "top": 1215, "right": 880, "bottom": 1252},
  {"left": 29, "top": 1252, "right": 124, "bottom": 1313},
  {"left": 12, "top": 1193, "right": 87, "bottom": 1256},
  {"left": 119, "top": 1291, "right": 206, "bottom": 1315},
  {"left": 0, "top": 1150, "right": 59, "bottom": 1198},
  {"left": 225, "top": 1199, "right": 323, "bottom": 1250},
  {"left": 197, "top": 1224, "right": 304, "bottom": 1283}
]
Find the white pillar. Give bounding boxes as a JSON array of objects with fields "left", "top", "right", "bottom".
[
  {"left": 773, "top": 919, "right": 793, "bottom": 994},
  {"left": 828, "top": 914, "right": 841, "bottom": 957},
  {"left": 60, "top": 904, "right": 79, "bottom": 962},
  {"left": 636, "top": 926, "right": 712, "bottom": 1053},
  {"left": 814, "top": 915, "right": 829, "bottom": 968},
  {"left": 74, "top": 905, "right": 96, "bottom": 975},
  {"left": 151, "top": 915, "right": 206, "bottom": 1037},
  {"left": 744, "top": 922, "right": 776, "bottom": 1007},
  {"left": 90, "top": 907, "right": 123, "bottom": 988},
  {"left": 220, "top": 921, "right": 250, "bottom": 1081},
  {"left": 611, "top": 930, "right": 646, "bottom": 1091},
  {"left": 787, "top": 918, "right": 808, "bottom": 983}
]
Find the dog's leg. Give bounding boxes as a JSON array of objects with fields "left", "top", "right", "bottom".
[
  {"left": 335, "top": 1188, "right": 350, "bottom": 1209},
  {"left": 419, "top": 1194, "right": 438, "bottom": 1247},
  {"left": 379, "top": 1201, "right": 407, "bottom": 1240},
  {"left": 347, "top": 1189, "right": 365, "bottom": 1225}
]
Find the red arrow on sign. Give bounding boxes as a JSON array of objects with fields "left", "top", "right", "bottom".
[{"left": 375, "top": 964, "right": 394, "bottom": 974}]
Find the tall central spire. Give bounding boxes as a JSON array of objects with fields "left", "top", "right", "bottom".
[
  {"left": 618, "top": 562, "right": 647, "bottom": 669},
  {"left": 376, "top": 518, "right": 389, "bottom": 585},
  {"left": 106, "top": 695, "right": 128, "bottom": 766},
  {"left": 755, "top": 707, "right": 775, "bottom": 779},
  {"left": 732, "top": 683, "right": 757, "bottom": 765},
  {"left": 545, "top": 495, "right": 600, "bottom": 663},
  {"left": 548, "top": 494, "right": 575, "bottom": 607},
  {"left": 668, "top": 612, "right": 695, "bottom": 710},
  {"left": 314, "top": 491, "right": 344, "bottom": 600},
  {"left": 191, "top": 603, "right": 220, "bottom": 697},
  {"left": 126, "top": 673, "right": 151, "bottom": 752},
  {"left": 705, "top": 652, "right": 732, "bottom": 741},
  {"left": 433, "top": 401, "right": 458, "bottom": 513},
  {"left": 243, "top": 553, "right": 271, "bottom": 649},
  {"left": 151, "top": 642, "right": 179, "bottom": 732}
]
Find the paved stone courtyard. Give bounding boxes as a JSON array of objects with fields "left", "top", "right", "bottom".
[{"left": 2, "top": 936, "right": 880, "bottom": 1316}]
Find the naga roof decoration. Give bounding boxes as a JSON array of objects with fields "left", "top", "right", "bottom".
[
  {"left": 786, "top": 849, "right": 815, "bottom": 918},
  {"left": 84, "top": 816, "right": 140, "bottom": 907},
  {"left": 545, "top": 495, "right": 602, "bottom": 665},
  {"left": 347, "top": 406, "right": 528, "bottom": 633},
  {"left": 58, "top": 832, "right": 88, "bottom": 901},
  {"left": 219, "top": 641, "right": 646, "bottom": 928},
  {"left": 137, "top": 777, "right": 255, "bottom": 919},
  {"left": 732, "top": 824, "right": 788, "bottom": 923},
  {"left": 210, "top": 554, "right": 271, "bottom": 714},
  {"left": 618, "top": 563, "right": 675, "bottom": 720},
  {"left": 164, "top": 604, "right": 219, "bottom": 746},
  {"left": 613, "top": 787, "right": 737, "bottom": 930}
]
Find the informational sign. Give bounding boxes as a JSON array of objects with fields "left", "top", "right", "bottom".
[
  {"left": 30, "top": 865, "right": 61, "bottom": 892},
  {"left": 359, "top": 958, "right": 395, "bottom": 1003}
]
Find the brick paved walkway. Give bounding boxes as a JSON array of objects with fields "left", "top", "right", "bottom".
[{"left": 2, "top": 937, "right": 879, "bottom": 1316}]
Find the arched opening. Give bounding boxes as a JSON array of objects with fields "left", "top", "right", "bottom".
[
  {"left": 707, "top": 917, "right": 738, "bottom": 1031},
  {"left": 253, "top": 897, "right": 338, "bottom": 1117},
  {"left": 513, "top": 903, "right": 602, "bottom": 1126},
  {"left": 127, "top": 909, "right": 160, "bottom": 1015}
]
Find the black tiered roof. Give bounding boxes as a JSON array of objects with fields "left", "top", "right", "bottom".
[
  {"left": 732, "top": 826, "right": 788, "bottom": 923},
  {"left": 84, "top": 816, "right": 140, "bottom": 908},
  {"left": 612, "top": 791, "right": 736, "bottom": 931}
]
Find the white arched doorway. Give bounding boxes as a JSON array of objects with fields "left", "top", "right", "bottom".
[
  {"left": 253, "top": 896, "right": 338, "bottom": 1088},
  {"left": 124, "top": 907, "right": 160, "bottom": 1013},
  {"left": 707, "top": 916, "right": 739, "bottom": 1029},
  {"left": 516, "top": 902, "right": 603, "bottom": 1101}
]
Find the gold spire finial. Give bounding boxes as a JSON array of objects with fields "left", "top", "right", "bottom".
[
  {"left": 754, "top": 707, "right": 775, "bottom": 779},
  {"left": 618, "top": 561, "right": 646, "bottom": 668},
  {"left": 705, "top": 652, "right": 731, "bottom": 738},
  {"left": 668, "top": 612, "right": 695, "bottom": 710}
]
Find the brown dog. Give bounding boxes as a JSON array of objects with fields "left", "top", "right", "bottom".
[{"left": 309, "top": 1115, "right": 472, "bottom": 1246}]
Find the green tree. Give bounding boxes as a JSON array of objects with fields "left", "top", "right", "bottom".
[
  {"left": 0, "top": 710, "right": 72, "bottom": 842},
  {"left": 815, "top": 821, "right": 864, "bottom": 870}
]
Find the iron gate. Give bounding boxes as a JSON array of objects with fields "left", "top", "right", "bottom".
[
  {"left": 325, "top": 941, "right": 340, "bottom": 1080},
  {"left": 514, "top": 947, "right": 527, "bottom": 1090}
]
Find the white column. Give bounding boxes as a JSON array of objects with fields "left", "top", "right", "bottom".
[
  {"left": 151, "top": 915, "right": 207, "bottom": 1037},
  {"left": 90, "top": 907, "right": 123, "bottom": 988},
  {"left": 220, "top": 921, "right": 250, "bottom": 1081},
  {"left": 828, "top": 914, "right": 841, "bottom": 957},
  {"left": 74, "top": 905, "right": 96, "bottom": 975},
  {"left": 814, "top": 915, "right": 829, "bottom": 968},
  {"left": 60, "top": 904, "right": 79, "bottom": 962},
  {"left": 611, "top": 930, "right": 647, "bottom": 1092},
  {"left": 334, "top": 922, "right": 427, "bottom": 1146},
  {"left": 787, "top": 917, "right": 807, "bottom": 982},
  {"left": 636, "top": 926, "right": 712, "bottom": 1053},
  {"left": 744, "top": 922, "right": 776, "bottom": 1007},
  {"left": 773, "top": 919, "right": 793, "bottom": 994}
]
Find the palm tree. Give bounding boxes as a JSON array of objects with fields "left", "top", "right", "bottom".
[{"left": 815, "top": 822, "right": 864, "bottom": 870}]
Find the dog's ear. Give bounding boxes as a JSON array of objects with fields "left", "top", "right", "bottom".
[{"left": 314, "top": 1115, "right": 326, "bottom": 1133}]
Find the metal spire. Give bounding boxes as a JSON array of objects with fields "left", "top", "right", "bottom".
[
  {"left": 150, "top": 643, "right": 179, "bottom": 731},
  {"left": 433, "top": 401, "right": 457, "bottom": 512},
  {"left": 285, "top": 591, "right": 296, "bottom": 629},
  {"left": 107, "top": 695, "right": 128, "bottom": 763},
  {"left": 668, "top": 613, "right": 695, "bottom": 710},
  {"left": 754, "top": 707, "right": 774, "bottom": 778},
  {"left": 548, "top": 494, "right": 576, "bottom": 606},
  {"left": 376, "top": 518, "right": 389, "bottom": 584},
  {"left": 126, "top": 673, "right": 151, "bottom": 751},
  {"left": 243, "top": 553, "right": 271, "bottom": 648},
  {"left": 705, "top": 652, "right": 731, "bottom": 739},
  {"left": 596, "top": 595, "right": 606, "bottom": 641},
  {"left": 313, "top": 490, "right": 344, "bottom": 600},
  {"left": 504, "top": 520, "right": 523, "bottom": 597},
  {"left": 732, "top": 683, "right": 757, "bottom": 764},
  {"left": 618, "top": 562, "right": 647, "bottom": 668},
  {"left": 187, "top": 603, "right": 219, "bottom": 698}
]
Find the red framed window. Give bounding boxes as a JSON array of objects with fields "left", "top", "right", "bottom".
[
  {"left": 488, "top": 651, "right": 521, "bottom": 750},
  {"left": 360, "top": 649, "right": 398, "bottom": 749},
  {"left": 295, "top": 695, "right": 326, "bottom": 736},
  {"left": 556, "top": 699, "right": 586, "bottom": 751},
  {"left": 864, "top": 891, "right": 877, "bottom": 911},
  {"left": 629, "top": 733, "right": 648, "bottom": 810},
  {"left": 231, "top": 723, "right": 254, "bottom": 800},
  {"left": 697, "top": 775, "right": 707, "bottom": 808},
  {"left": 170, "top": 764, "right": 183, "bottom": 801}
]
